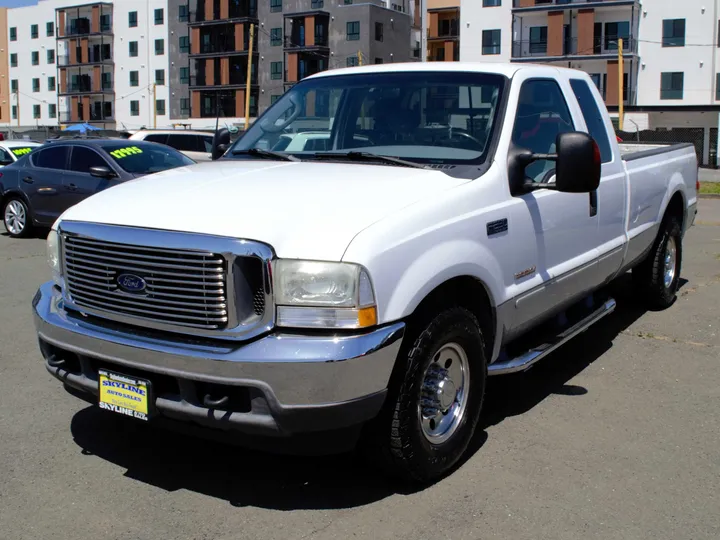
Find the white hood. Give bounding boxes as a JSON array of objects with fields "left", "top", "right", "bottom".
[{"left": 59, "top": 160, "right": 468, "bottom": 260}]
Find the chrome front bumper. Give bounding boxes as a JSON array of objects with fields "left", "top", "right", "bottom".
[{"left": 33, "top": 282, "right": 404, "bottom": 436}]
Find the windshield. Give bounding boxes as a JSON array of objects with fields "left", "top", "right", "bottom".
[
  {"left": 229, "top": 71, "right": 506, "bottom": 165},
  {"left": 99, "top": 142, "right": 195, "bottom": 174}
]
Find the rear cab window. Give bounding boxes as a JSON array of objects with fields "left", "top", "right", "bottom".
[{"left": 569, "top": 79, "right": 613, "bottom": 163}]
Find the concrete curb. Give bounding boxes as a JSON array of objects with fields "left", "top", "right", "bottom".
[{"left": 698, "top": 193, "right": 720, "bottom": 199}]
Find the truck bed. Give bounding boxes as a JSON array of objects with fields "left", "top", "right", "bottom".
[{"left": 619, "top": 142, "right": 696, "bottom": 161}]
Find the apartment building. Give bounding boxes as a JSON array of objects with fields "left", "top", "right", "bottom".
[
  {"left": 0, "top": 8, "right": 10, "bottom": 125},
  {"left": 427, "top": 0, "right": 460, "bottom": 62}
]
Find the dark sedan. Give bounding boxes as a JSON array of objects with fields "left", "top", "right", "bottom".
[{"left": 1, "top": 139, "right": 195, "bottom": 237}]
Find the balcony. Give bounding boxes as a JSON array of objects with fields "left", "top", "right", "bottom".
[
  {"left": 188, "top": 74, "right": 257, "bottom": 89},
  {"left": 190, "top": 24, "right": 254, "bottom": 56},
  {"left": 187, "top": 0, "right": 258, "bottom": 25},
  {"left": 58, "top": 80, "right": 114, "bottom": 96},
  {"left": 511, "top": 36, "right": 636, "bottom": 60},
  {"left": 512, "top": 0, "right": 637, "bottom": 10},
  {"left": 428, "top": 27, "right": 459, "bottom": 41},
  {"left": 58, "top": 18, "right": 112, "bottom": 38},
  {"left": 58, "top": 50, "right": 113, "bottom": 66},
  {"left": 284, "top": 35, "right": 329, "bottom": 50}
]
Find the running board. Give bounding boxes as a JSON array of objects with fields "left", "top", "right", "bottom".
[{"left": 488, "top": 298, "right": 617, "bottom": 376}]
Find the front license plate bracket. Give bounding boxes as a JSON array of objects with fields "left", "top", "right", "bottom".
[{"left": 98, "top": 369, "right": 153, "bottom": 421}]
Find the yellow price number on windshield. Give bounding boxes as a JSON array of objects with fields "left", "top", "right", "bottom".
[
  {"left": 110, "top": 146, "right": 143, "bottom": 159},
  {"left": 11, "top": 147, "right": 33, "bottom": 156}
]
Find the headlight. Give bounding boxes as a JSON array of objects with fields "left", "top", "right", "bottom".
[
  {"left": 274, "top": 260, "right": 377, "bottom": 329},
  {"left": 46, "top": 229, "right": 62, "bottom": 285}
]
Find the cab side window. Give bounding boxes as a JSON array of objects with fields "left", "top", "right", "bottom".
[
  {"left": 32, "top": 146, "right": 70, "bottom": 170},
  {"left": 69, "top": 146, "right": 111, "bottom": 174},
  {"left": 144, "top": 134, "right": 168, "bottom": 145},
  {"left": 167, "top": 134, "right": 200, "bottom": 152},
  {"left": 0, "top": 148, "right": 13, "bottom": 165},
  {"left": 511, "top": 79, "right": 574, "bottom": 183}
]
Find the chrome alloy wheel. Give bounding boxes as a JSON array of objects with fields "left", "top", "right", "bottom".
[
  {"left": 418, "top": 342, "right": 470, "bottom": 445},
  {"left": 4, "top": 200, "right": 26, "bottom": 236},
  {"left": 664, "top": 236, "right": 677, "bottom": 289}
]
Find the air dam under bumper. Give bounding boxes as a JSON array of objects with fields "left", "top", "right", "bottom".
[{"left": 33, "top": 282, "right": 404, "bottom": 437}]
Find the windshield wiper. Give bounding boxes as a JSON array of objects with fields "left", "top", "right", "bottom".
[
  {"left": 231, "top": 148, "right": 300, "bottom": 162},
  {"left": 310, "top": 151, "right": 427, "bottom": 169}
]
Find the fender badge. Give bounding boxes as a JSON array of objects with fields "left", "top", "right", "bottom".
[{"left": 514, "top": 266, "right": 536, "bottom": 280}]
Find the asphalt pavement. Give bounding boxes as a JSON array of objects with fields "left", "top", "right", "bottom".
[{"left": 1, "top": 201, "right": 719, "bottom": 540}]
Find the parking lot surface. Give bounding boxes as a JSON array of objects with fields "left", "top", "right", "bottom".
[{"left": 1, "top": 200, "right": 718, "bottom": 540}]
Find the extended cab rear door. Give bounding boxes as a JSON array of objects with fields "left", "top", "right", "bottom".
[{"left": 567, "top": 77, "right": 627, "bottom": 281}]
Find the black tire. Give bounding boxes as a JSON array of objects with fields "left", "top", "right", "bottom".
[
  {"left": 363, "top": 307, "right": 487, "bottom": 484},
  {"left": 2, "top": 197, "right": 33, "bottom": 238},
  {"left": 632, "top": 215, "right": 682, "bottom": 310}
]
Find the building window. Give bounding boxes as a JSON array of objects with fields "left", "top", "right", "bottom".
[
  {"left": 271, "top": 61, "right": 282, "bottom": 80},
  {"left": 33, "top": 104, "right": 41, "bottom": 119},
  {"left": 31, "top": 24, "right": 38, "bottom": 39},
  {"left": 154, "top": 8, "right": 164, "bottom": 25},
  {"left": 179, "top": 5, "right": 189, "bottom": 22},
  {"left": 604, "top": 21, "right": 630, "bottom": 51},
  {"left": 129, "top": 71, "right": 139, "bottom": 87},
  {"left": 129, "top": 11, "right": 138, "bottom": 27},
  {"left": 660, "top": 72, "right": 684, "bottom": 100},
  {"left": 100, "top": 14, "right": 110, "bottom": 32},
  {"left": 270, "top": 94, "right": 281, "bottom": 104},
  {"left": 482, "top": 29, "right": 501, "bottom": 55},
  {"left": 46, "top": 21, "right": 54, "bottom": 37},
  {"left": 156, "top": 99, "right": 166, "bottom": 115},
  {"left": 662, "top": 19, "right": 685, "bottom": 47},
  {"left": 270, "top": 28, "right": 282, "bottom": 46},
  {"left": 155, "top": 39, "right": 164, "bottom": 55},
  {"left": 180, "top": 97, "right": 190, "bottom": 116},
  {"left": 10, "top": 27, "right": 16, "bottom": 41},
  {"left": 129, "top": 41, "right": 138, "bottom": 57},
  {"left": 179, "top": 35, "right": 190, "bottom": 53},
  {"left": 10, "top": 53, "right": 17, "bottom": 68},
  {"left": 529, "top": 26, "right": 547, "bottom": 54},
  {"left": 180, "top": 66, "right": 189, "bottom": 84},
  {"left": 375, "top": 22, "right": 383, "bottom": 42},
  {"left": 32, "top": 78, "right": 40, "bottom": 92},
  {"left": 375, "top": 58, "right": 383, "bottom": 64},
  {"left": 155, "top": 69, "right": 165, "bottom": 85},
  {"left": 347, "top": 56, "right": 359, "bottom": 67},
  {"left": 347, "top": 21, "right": 360, "bottom": 41},
  {"left": 12, "top": 105, "right": 17, "bottom": 119},
  {"left": 345, "top": 0, "right": 353, "bottom": 4},
  {"left": 130, "top": 100, "right": 140, "bottom": 116},
  {"left": 311, "top": 0, "right": 324, "bottom": 7},
  {"left": 270, "top": 0, "right": 282, "bottom": 13},
  {"left": 11, "top": 80, "right": 18, "bottom": 93},
  {"left": 48, "top": 104, "right": 56, "bottom": 118},
  {"left": 102, "top": 72, "right": 112, "bottom": 90},
  {"left": 32, "top": 51, "right": 39, "bottom": 66},
  {"left": 48, "top": 76, "right": 55, "bottom": 91},
  {"left": 483, "top": 0, "right": 501, "bottom": 6},
  {"left": 47, "top": 49, "right": 55, "bottom": 64}
]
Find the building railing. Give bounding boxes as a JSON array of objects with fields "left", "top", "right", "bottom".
[
  {"left": 284, "top": 35, "right": 329, "bottom": 48},
  {"left": 513, "top": 0, "right": 635, "bottom": 7},
  {"left": 58, "top": 111, "right": 114, "bottom": 123},
  {"left": 189, "top": 74, "right": 257, "bottom": 87},
  {"left": 61, "top": 21, "right": 112, "bottom": 37},
  {"left": 428, "top": 24, "right": 459, "bottom": 40},
  {"left": 58, "top": 52, "right": 113, "bottom": 66},
  {"left": 188, "top": 7, "right": 258, "bottom": 24},
  {"left": 60, "top": 82, "right": 114, "bottom": 94},
  {"left": 511, "top": 36, "right": 636, "bottom": 58},
  {"left": 190, "top": 36, "right": 251, "bottom": 55}
]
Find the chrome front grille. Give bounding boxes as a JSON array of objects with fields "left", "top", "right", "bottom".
[{"left": 63, "top": 235, "right": 229, "bottom": 329}]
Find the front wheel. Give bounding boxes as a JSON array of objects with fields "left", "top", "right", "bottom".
[
  {"left": 363, "top": 308, "right": 487, "bottom": 484},
  {"left": 632, "top": 215, "right": 683, "bottom": 309},
  {"left": 3, "top": 197, "right": 33, "bottom": 238}
]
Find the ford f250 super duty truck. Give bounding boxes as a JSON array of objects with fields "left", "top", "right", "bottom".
[{"left": 33, "top": 63, "right": 698, "bottom": 483}]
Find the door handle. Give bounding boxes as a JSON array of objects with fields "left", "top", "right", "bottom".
[
  {"left": 22, "top": 176, "right": 33, "bottom": 184},
  {"left": 67, "top": 183, "right": 78, "bottom": 191}
]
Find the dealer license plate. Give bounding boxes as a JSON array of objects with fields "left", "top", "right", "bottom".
[{"left": 98, "top": 369, "right": 152, "bottom": 421}]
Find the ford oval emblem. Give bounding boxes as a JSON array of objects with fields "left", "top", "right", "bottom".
[{"left": 117, "top": 273, "right": 147, "bottom": 293}]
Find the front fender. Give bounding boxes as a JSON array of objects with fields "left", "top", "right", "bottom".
[{"left": 380, "top": 239, "right": 504, "bottom": 323}]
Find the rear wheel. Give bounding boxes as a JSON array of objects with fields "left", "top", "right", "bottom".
[
  {"left": 363, "top": 308, "right": 487, "bottom": 484},
  {"left": 3, "top": 197, "right": 33, "bottom": 238},
  {"left": 632, "top": 215, "right": 682, "bottom": 309}
]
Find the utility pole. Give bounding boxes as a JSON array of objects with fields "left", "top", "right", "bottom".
[
  {"left": 358, "top": 50, "right": 362, "bottom": 65},
  {"left": 618, "top": 38, "right": 624, "bottom": 131},
  {"left": 153, "top": 83, "right": 157, "bottom": 129},
  {"left": 244, "top": 23, "right": 255, "bottom": 131},
  {"left": 420, "top": 0, "right": 427, "bottom": 62}
]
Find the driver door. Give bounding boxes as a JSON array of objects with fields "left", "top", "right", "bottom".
[{"left": 509, "top": 78, "right": 601, "bottom": 332}]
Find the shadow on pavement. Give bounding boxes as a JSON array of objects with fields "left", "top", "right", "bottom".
[{"left": 68, "top": 273, "right": 676, "bottom": 509}]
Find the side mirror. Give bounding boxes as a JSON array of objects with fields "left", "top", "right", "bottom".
[
  {"left": 508, "top": 131, "right": 600, "bottom": 195},
  {"left": 211, "top": 128, "right": 231, "bottom": 161},
  {"left": 554, "top": 132, "right": 601, "bottom": 193},
  {"left": 89, "top": 166, "right": 116, "bottom": 178}
]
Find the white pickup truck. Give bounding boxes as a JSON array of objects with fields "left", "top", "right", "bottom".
[{"left": 34, "top": 63, "right": 698, "bottom": 483}]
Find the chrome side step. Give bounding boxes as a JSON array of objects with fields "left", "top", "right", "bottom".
[{"left": 488, "top": 298, "right": 617, "bottom": 376}]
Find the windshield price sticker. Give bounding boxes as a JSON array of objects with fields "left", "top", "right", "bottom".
[
  {"left": 110, "top": 146, "right": 143, "bottom": 159},
  {"left": 11, "top": 147, "right": 33, "bottom": 157}
]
